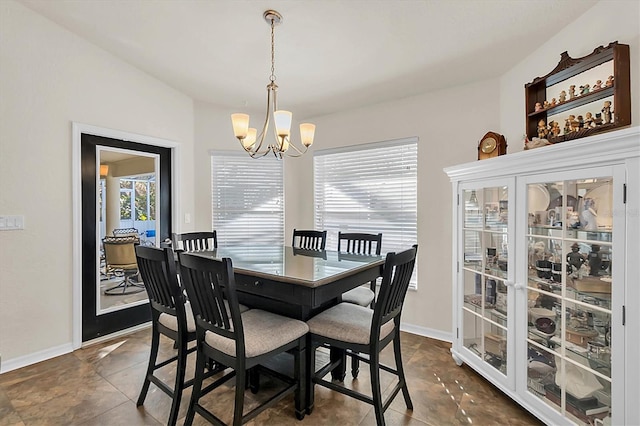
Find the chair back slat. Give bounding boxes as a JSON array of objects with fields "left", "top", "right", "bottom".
[
  {"left": 337, "top": 232, "right": 382, "bottom": 255},
  {"left": 135, "top": 246, "right": 183, "bottom": 318},
  {"left": 173, "top": 231, "right": 218, "bottom": 252},
  {"left": 292, "top": 229, "right": 327, "bottom": 250},
  {"left": 372, "top": 245, "right": 418, "bottom": 336},
  {"left": 178, "top": 252, "right": 244, "bottom": 351}
]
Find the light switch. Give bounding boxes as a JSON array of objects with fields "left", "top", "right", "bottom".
[
  {"left": 0, "top": 215, "right": 25, "bottom": 230},
  {"left": 184, "top": 213, "right": 191, "bottom": 224}
]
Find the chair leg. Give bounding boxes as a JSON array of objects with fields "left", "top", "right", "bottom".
[
  {"left": 351, "top": 353, "right": 360, "bottom": 379},
  {"left": 294, "top": 338, "right": 306, "bottom": 420},
  {"left": 137, "top": 324, "right": 160, "bottom": 406},
  {"left": 185, "top": 343, "right": 207, "bottom": 426},
  {"left": 393, "top": 333, "right": 413, "bottom": 410},
  {"left": 167, "top": 337, "right": 188, "bottom": 426},
  {"left": 369, "top": 351, "right": 385, "bottom": 426},
  {"left": 233, "top": 367, "right": 246, "bottom": 426},
  {"left": 305, "top": 335, "right": 315, "bottom": 415}
]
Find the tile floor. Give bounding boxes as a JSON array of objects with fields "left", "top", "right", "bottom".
[{"left": 0, "top": 329, "right": 541, "bottom": 425}]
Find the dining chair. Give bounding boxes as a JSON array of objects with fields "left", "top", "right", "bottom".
[
  {"left": 306, "top": 245, "right": 418, "bottom": 426},
  {"left": 135, "top": 245, "right": 197, "bottom": 426},
  {"left": 337, "top": 232, "right": 383, "bottom": 378},
  {"left": 339, "top": 232, "right": 383, "bottom": 308},
  {"left": 292, "top": 229, "right": 327, "bottom": 250},
  {"left": 178, "top": 252, "right": 309, "bottom": 425},
  {"left": 102, "top": 235, "right": 145, "bottom": 295},
  {"left": 172, "top": 231, "right": 217, "bottom": 252}
]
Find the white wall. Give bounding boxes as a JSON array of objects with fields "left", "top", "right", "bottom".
[
  {"left": 500, "top": 0, "right": 640, "bottom": 150},
  {"left": 0, "top": 0, "right": 195, "bottom": 366}
]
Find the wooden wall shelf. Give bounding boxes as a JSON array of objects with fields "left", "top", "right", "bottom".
[{"left": 525, "top": 42, "right": 630, "bottom": 144}]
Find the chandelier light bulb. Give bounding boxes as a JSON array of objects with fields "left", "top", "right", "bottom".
[
  {"left": 231, "top": 113, "right": 250, "bottom": 139},
  {"left": 274, "top": 110, "right": 292, "bottom": 138},
  {"left": 300, "top": 123, "right": 316, "bottom": 147},
  {"left": 243, "top": 128, "right": 257, "bottom": 149}
]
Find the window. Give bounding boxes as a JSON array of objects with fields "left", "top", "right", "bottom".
[
  {"left": 314, "top": 137, "right": 418, "bottom": 287},
  {"left": 211, "top": 152, "right": 284, "bottom": 246}
]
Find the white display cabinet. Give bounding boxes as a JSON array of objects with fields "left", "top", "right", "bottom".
[{"left": 444, "top": 127, "right": 639, "bottom": 425}]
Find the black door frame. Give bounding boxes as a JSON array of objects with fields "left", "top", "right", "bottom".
[{"left": 73, "top": 123, "right": 178, "bottom": 346}]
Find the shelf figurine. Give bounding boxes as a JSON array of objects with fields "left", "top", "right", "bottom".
[
  {"left": 605, "top": 75, "right": 614, "bottom": 87},
  {"left": 537, "top": 119, "right": 549, "bottom": 139},
  {"left": 543, "top": 100, "right": 550, "bottom": 109},
  {"left": 602, "top": 101, "right": 612, "bottom": 124},
  {"left": 550, "top": 120, "right": 561, "bottom": 137},
  {"left": 564, "top": 118, "right": 571, "bottom": 134},
  {"left": 558, "top": 90, "right": 567, "bottom": 103},
  {"left": 550, "top": 98, "right": 557, "bottom": 106},
  {"left": 584, "top": 112, "right": 595, "bottom": 128},
  {"left": 579, "top": 84, "right": 590, "bottom": 95},
  {"left": 569, "top": 85, "right": 576, "bottom": 99},
  {"left": 594, "top": 113, "right": 604, "bottom": 126},
  {"left": 577, "top": 115, "right": 584, "bottom": 129},
  {"left": 535, "top": 102, "right": 543, "bottom": 112},
  {"left": 593, "top": 79, "right": 603, "bottom": 90}
]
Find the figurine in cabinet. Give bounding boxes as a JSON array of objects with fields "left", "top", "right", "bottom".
[
  {"left": 550, "top": 121, "right": 561, "bottom": 137},
  {"left": 535, "top": 102, "right": 543, "bottom": 112},
  {"left": 605, "top": 75, "right": 614, "bottom": 87},
  {"left": 581, "top": 198, "right": 598, "bottom": 231},
  {"left": 594, "top": 113, "right": 604, "bottom": 126},
  {"left": 588, "top": 244, "right": 602, "bottom": 276},
  {"left": 558, "top": 90, "right": 567, "bottom": 103},
  {"left": 580, "top": 84, "right": 590, "bottom": 95},
  {"left": 567, "top": 243, "right": 585, "bottom": 275},
  {"left": 543, "top": 100, "right": 550, "bottom": 109},
  {"left": 537, "top": 119, "right": 549, "bottom": 139},
  {"left": 593, "top": 79, "right": 603, "bottom": 90},
  {"left": 577, "top": 115, "right": 584, "bottom": 129},
  {"left": 550, "top": 98, "right": 557, "bottom": 106},
  {"left": 569, "top": 85, "right": 576, "bottom": 99},
  {"left": 602, "top": 101, "right": 612, "bottom": 124}
]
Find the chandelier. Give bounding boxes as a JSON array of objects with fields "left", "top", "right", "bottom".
[{"left": 231, "top": 10, "right": 316, "bottom": 159}]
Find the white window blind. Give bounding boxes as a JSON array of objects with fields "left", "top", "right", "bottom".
[
  {"left": 314, "top": 138, "right": 418, "bottom": 287},
  {"left": 211, "top": 152, "right": 284, "bottom": 246}
]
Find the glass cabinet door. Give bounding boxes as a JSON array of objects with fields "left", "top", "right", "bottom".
[
  {"left": 525, "top": 177, "right": 613, "bottom": 425},
  {"left": 462, "top": 186, "right": 509, "bottom": 376}
]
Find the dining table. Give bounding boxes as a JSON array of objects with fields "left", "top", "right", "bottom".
[{"left": 187, "top": 245, "right": 385, "bottom": 383}]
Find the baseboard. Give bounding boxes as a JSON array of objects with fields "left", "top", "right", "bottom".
[
  {"left": 400, "top": 322, "right": 453, "bottom": 343},
  {"left": 0, "top": 342, "right": 74, "bottom": 374},
  {"left": 82, "top": 322, "right": 151, "bottom": 348},
  {"left": 1, "top": 322, "right": 152, "bottom": 374}
]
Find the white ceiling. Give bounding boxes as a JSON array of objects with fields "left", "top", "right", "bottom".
[{"left": 20, "top": 0, "right": 598, "bottom": 119}]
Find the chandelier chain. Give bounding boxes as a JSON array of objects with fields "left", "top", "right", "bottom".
[{"left": 270, "top": 18, "right": 276, "bottom": 82}]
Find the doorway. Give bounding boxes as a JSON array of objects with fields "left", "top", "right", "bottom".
[{"left": 78, "top": 130, "right": 174, "bottom": 343}]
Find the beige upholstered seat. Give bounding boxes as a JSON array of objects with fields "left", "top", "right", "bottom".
[
  {"left": 307, "top": 303, "right": 394, "bottom": 345},
  {"left": 341, "top": 286, "right": 375, "bottom": 307},
  {"left": 205, "top": 309, "right": 308, "bottom": 358}
]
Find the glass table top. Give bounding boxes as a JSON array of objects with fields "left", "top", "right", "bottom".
[{"left": 188, "top": 245, "right": 384, "bottom": 287}]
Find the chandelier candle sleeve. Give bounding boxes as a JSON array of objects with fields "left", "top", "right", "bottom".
[{"left": 230, "top": 10, "right": 315, "bottom": 159}]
